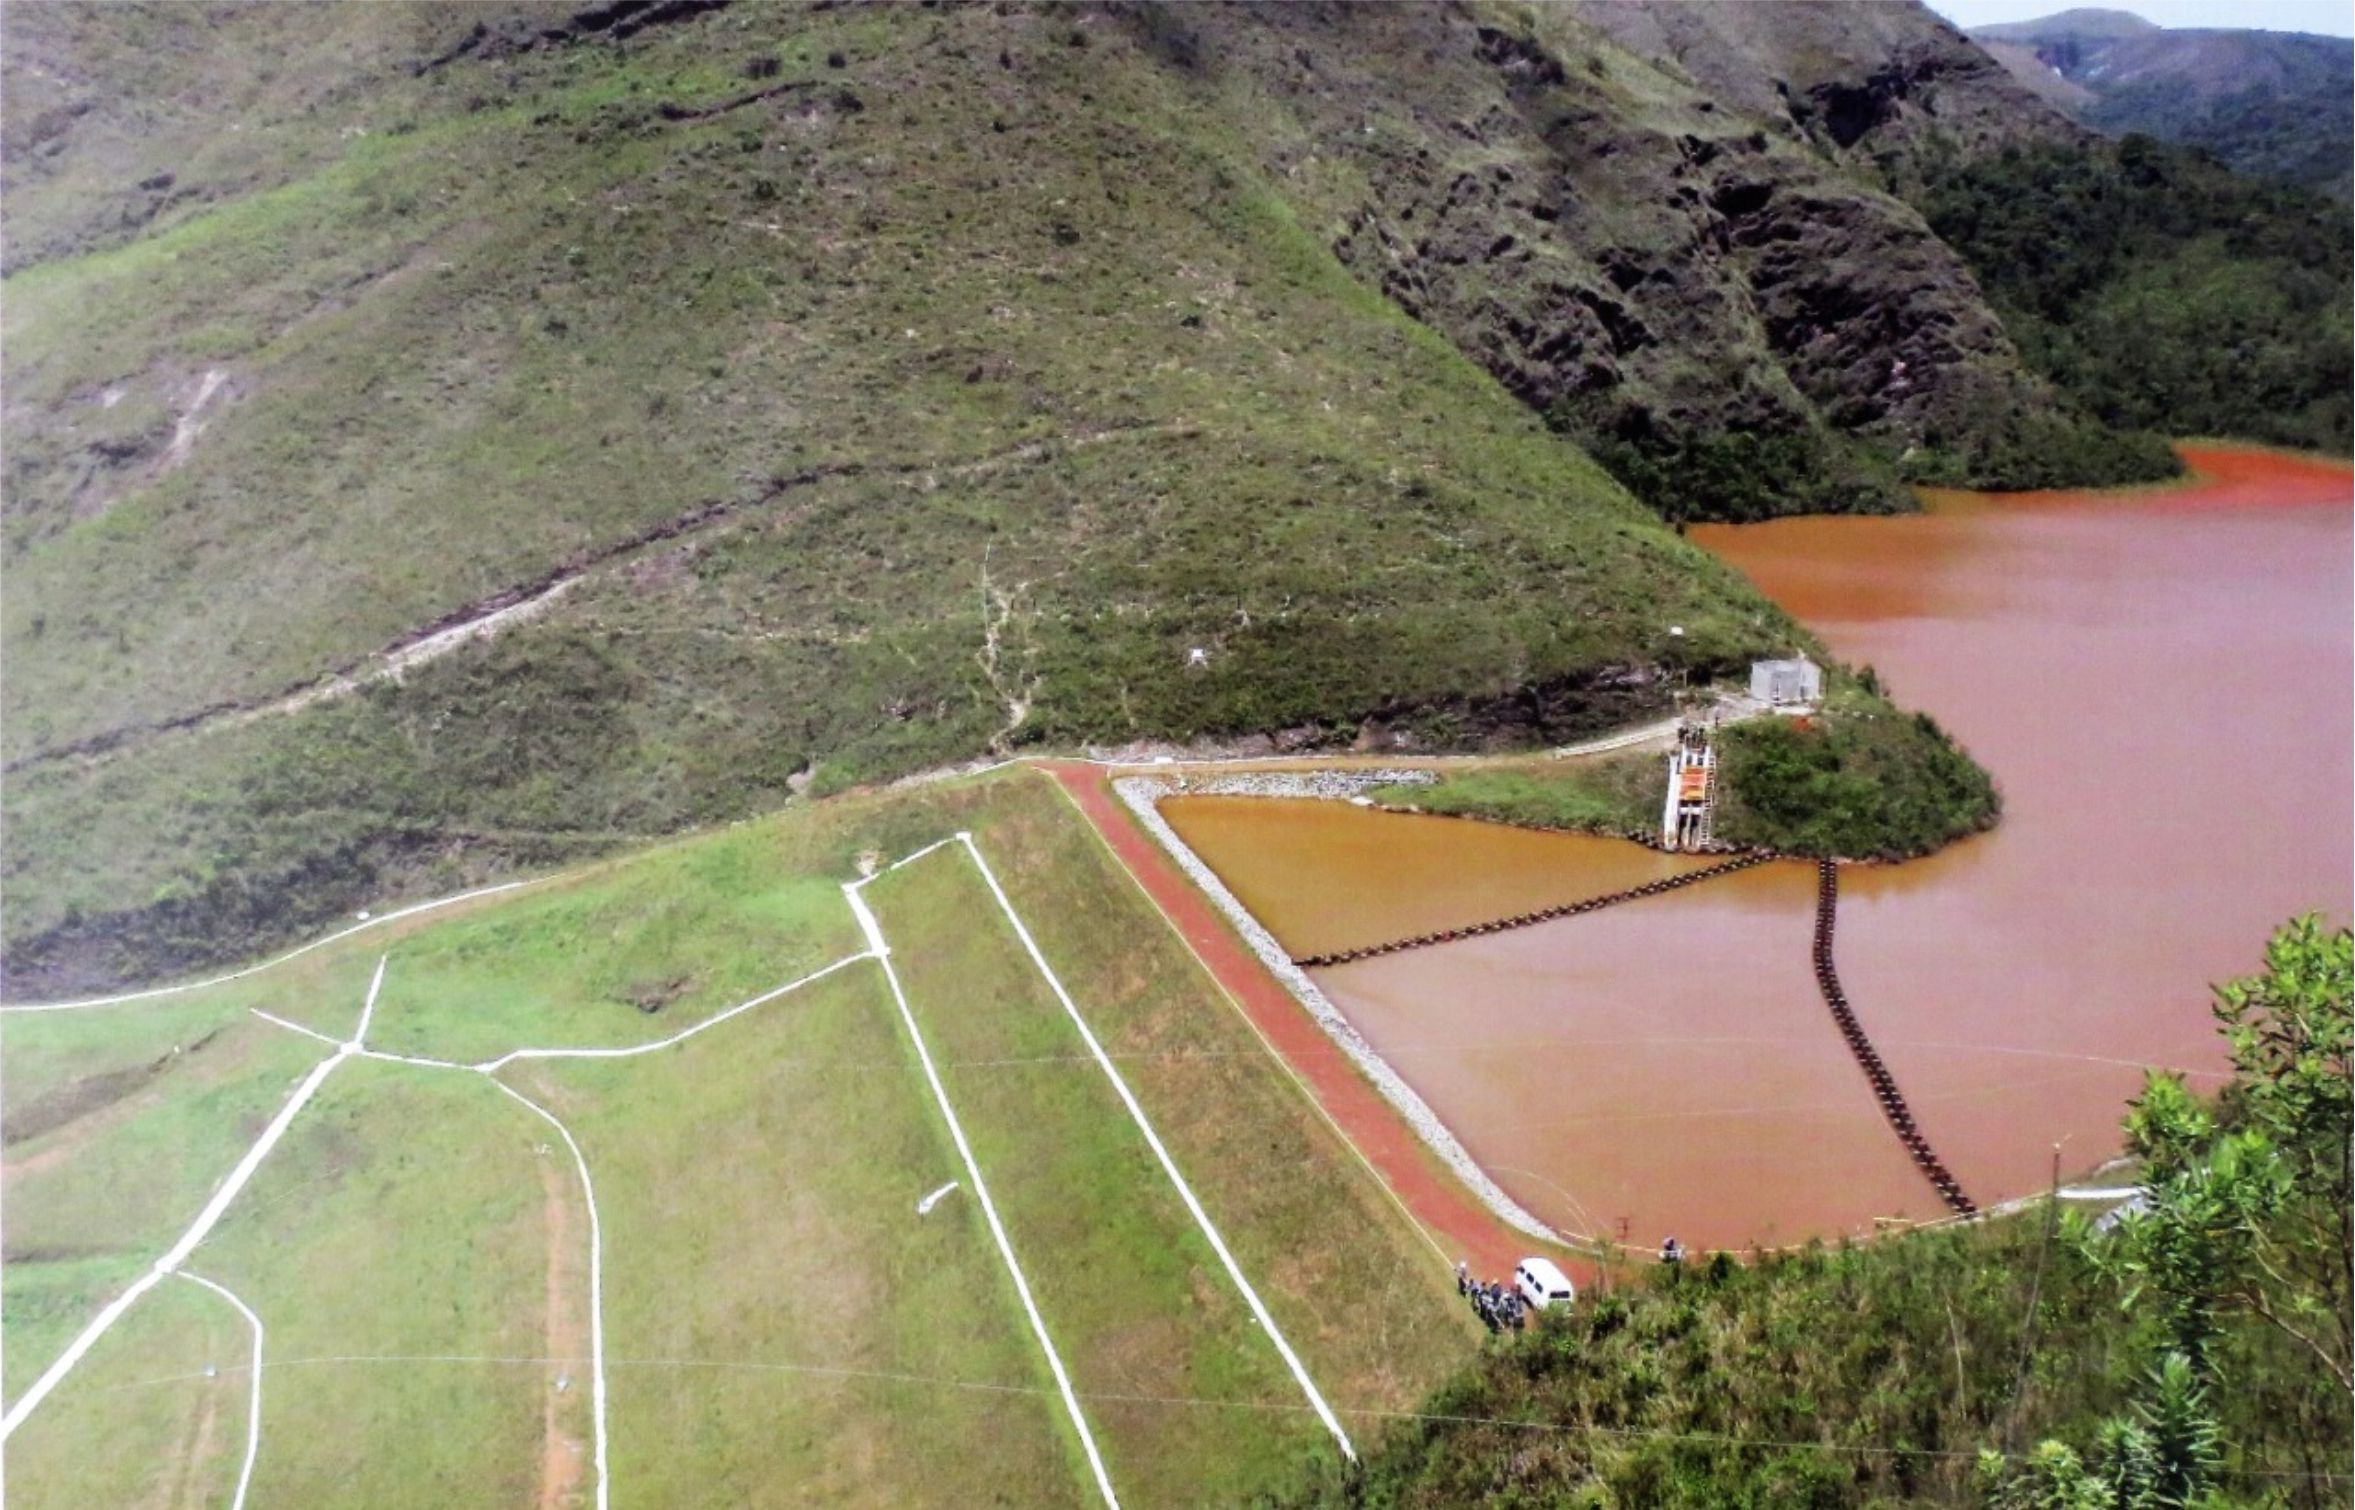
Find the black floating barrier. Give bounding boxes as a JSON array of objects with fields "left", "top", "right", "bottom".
[
  {"left": 1291, "top": 854, "right": 1764, "bottom": 968},
  {"left": 1812, "top": 858, "right": 1974, "bottom": 1218}
]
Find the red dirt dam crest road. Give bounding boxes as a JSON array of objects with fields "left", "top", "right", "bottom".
[{"left": 1039, "top": 761, "right": 1549, "bottom": 1281}]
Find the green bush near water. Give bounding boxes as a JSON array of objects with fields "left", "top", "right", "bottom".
[
  {"left": 1713, "top": 692, "right": 2001, "bottom": 860},
  {"left": 1891, "top": 397, "right": 2183, "bottom": 493},
  {"left": 1291, "top": 918, "right": 2353, "bottom": 1508},
  {"left": 1568, "top": 394, "right": 2182, "bottom": 522},
  {"left": 1570, "top": 420, "right": 1911, "bottom": 525},
  {"left": 1367, "top": 686, "right": 1999, "bottom": 863}
]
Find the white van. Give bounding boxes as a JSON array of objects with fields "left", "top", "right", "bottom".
[{"left": 1514, "top": 1256, "right": 1576, "bottom": 1311}]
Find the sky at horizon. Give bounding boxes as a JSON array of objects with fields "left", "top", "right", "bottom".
[{"left": 1932, "top": 0, "right": 2355, "bottom": 38}]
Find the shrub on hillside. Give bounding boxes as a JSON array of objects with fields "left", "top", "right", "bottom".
[
  {"left": 1713, "top": 692, "right": 2000, "bottom": 859},
  {"left": 1570, "top": 421, "right": 1910, "bottom": 524},
  {"left": 1290, "top": 917, "right": 2353, "bottom": 1508}
]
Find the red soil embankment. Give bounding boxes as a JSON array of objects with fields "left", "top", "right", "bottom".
[{"left": 1039, "top": 760, "right": 1553, "bottom": 1281}]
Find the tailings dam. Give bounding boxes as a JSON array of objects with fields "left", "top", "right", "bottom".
[{"left": 1161, "top": 446, "right": 2352, "bottom": 1252}]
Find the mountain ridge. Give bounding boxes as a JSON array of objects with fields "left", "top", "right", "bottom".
[
  {"left": 1, "top": 0, "right": 2331, "bottom": 993},
  {"left": 1967, "top": 7, "right": 2353, "bottom": 196}
]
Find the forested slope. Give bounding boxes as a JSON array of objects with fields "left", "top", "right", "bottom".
[
  {"left": 1572, "top": 1, "right": 2354, "bottom": 458},
  {"left": 1918, "top": 137, "right": 2354, "bottom": 456},
  {"left": 1972, "top": 12, "right": 2353, "bottom": 200}
]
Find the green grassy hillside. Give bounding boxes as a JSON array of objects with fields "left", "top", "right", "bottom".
[
  {"left": 0, "top": 0, "right": 1831, "bottom": 992},
  {"left": 3, "top": 0, "right": 2186, "bottom": 993},
  {"left": 3, "top": 766, "right": 1475, "bottom": 1505}
]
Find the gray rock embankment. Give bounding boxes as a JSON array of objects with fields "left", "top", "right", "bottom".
[{"left": 1162, "top": 769, "right": 1437, "bottom": 801}]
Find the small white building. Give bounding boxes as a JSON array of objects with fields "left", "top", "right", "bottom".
[{"left": 1749, "top": 657, "right": 1822, "bottom": 708}]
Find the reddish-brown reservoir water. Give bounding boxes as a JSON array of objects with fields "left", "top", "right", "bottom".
[
  {"left": 1163, "top": 447, "right": 2352, "bottom": 1251},
  {"left": 1157, "top": 800, "right": 1725, "bottom": 963}
]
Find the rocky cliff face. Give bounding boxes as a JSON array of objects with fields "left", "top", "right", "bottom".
[
  {"left": 1564, "top": 0, "right": 2087, "bottom": 171},
  {"left": 1140, "top": 2, "right": 2123, "bottom": 518}
]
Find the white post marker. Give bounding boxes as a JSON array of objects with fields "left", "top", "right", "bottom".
[
  {"left": 953, "top": 834, "right": 1357, "bottom": 1461},
  {"left": 843, "top": 882, "right": 1120, "bottom": 1510},
  {"left": 916, "top": 1181, "right": 962, "bottom": 1216},
  {"left": 178, "top": 1271, "right": 265, "bottom": 1510}
]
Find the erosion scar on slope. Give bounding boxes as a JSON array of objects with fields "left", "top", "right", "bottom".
[
  {"left": 538, "top": 1154, "right": 588, "bottom": 1510},
  {"left": 8, "top": 420, "right": 1193, "bottom": 776},
  {"left": 154, "top": 1357, "right": 224, "bottom": 1510}
]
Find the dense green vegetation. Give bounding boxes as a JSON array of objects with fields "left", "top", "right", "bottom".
[
  {"left": 1368, "top": 680, "right": 2001, "bottom": 863},
  {"left": 0, "top": 1, "right": 1814, "bottom": 994},
  {"left": 1916, "top": 136, "right": 2355, "bottom": 456},
  {"left": 1973, "top": 16, "right": 2351, "bottom": 200},
  {"left": 1576, "top": 405, "right": 2181, "bottom": 525},
  {"left": 1713, "top": 687, "right": 2002, "bottom": 861},
  {"left": 2085, "top": 80, "right": 2354, "bottom": 202},
  {"left": 1884, "top": 391, "right": 2181, "bottom": 494},
  {"left": 1983, "top": 916, "right": 2350, "bottom": 1509},
  {"left": 1573, "top": 422, "right": 1910, "bottom": 525},
  {"left": 1293, "top": 917, "right": 2352, "bottom": 1507}
]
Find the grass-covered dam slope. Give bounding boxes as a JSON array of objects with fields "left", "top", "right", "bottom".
[
  {"left": 1, "top": 767, "right": 1475, "bottom": 1506},
  {"left": 1289, "top": 917, "right": 2352, "bottom": 1509}
]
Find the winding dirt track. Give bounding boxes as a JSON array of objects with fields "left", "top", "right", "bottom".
[
  {"left": 158, "top": 1368, "right": 221, "bottom": 1510},
  {"left": 11, "top": 422, "right": 1192, "bottom": 776},
  {"left": 536, "top": 1158, "right": 587, "bottom": 1510},
  {"left": 1039, "top": 761, "right": 1550, "bottom": 1280}
]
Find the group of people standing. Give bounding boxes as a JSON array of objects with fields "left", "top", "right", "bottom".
[{"left": 1455, "top": 1262, "right": 1528, "bottom": 1334}]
